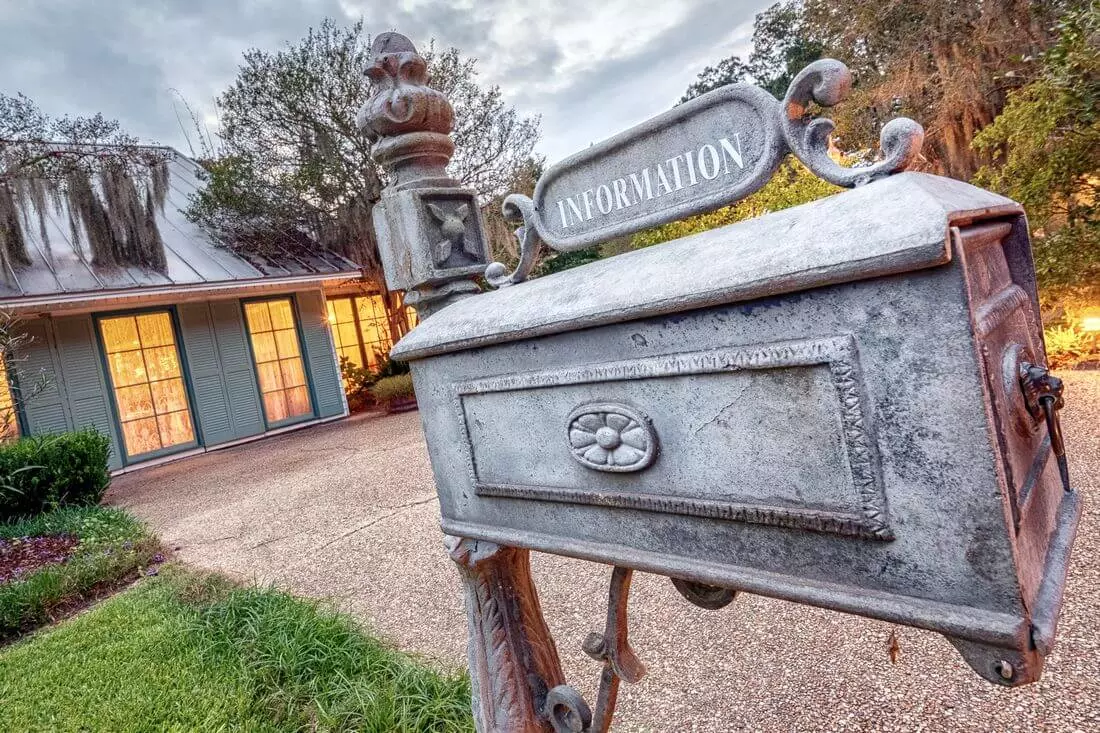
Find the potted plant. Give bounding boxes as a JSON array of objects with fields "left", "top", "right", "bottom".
[{"left": 369, "top": 354, "right": 416, "bottom": 413}]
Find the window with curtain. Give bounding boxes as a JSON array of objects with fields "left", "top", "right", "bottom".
[
  {"left": 243, "top": 299, "right": 313, "bottom": 425},
  {"left": 326, "top": 294, "right": 417, "bottom": 377},
  {"left": 100, "top": 311, "right": 195, "bottom": 458},
  {"left": 0, "top": 358, "right": 19, "bottom": 442}
]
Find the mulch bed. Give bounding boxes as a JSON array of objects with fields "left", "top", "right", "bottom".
[{"left": 0, "top": 535, "right": 80, "bottom": 584}]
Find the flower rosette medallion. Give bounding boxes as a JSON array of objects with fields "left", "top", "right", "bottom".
[{"left": 566, "top": 403, "right": 658, "bottom": 473}]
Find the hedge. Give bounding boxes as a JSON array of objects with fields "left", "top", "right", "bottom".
[{"left": 0, "top": 429, "right": 111, "bottom": 521}]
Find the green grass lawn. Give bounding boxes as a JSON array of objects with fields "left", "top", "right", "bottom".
[
  {"left": 0, "top": 506, "right": 159, "bottom": 639},
  {"left": 0, "top": 566, "right": 474, "bottom": 732}
]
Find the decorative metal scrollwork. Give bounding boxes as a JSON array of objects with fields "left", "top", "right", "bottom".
[
  {"left": 545, "top": 566, "right": 645, "bottom": 733},
  {"left": 485, "top": 194, "right": 542, "bottom": 287},
  {"left": 780, "top": 59, "right": 924, "bottom": 187},
  {"left": 567, "top": 403, "right": 658, "bottom": 473},
  {"left": 483, "top": 57, "right": 926, "bottom": 289}
]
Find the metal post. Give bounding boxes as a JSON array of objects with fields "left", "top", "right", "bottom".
[{"left": 359, "top": 33, "right": 566, "bottom": 730}]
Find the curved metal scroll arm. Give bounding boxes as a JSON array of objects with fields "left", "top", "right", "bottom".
[
  {"left": 485, "top": 193, "right": 542, "bottom": 288},
  {"left": 780, "top": 59, "right": 925, "bottom": 188},
  {"left": 544, "top": 566, "right": 646, "bottom": 733}
]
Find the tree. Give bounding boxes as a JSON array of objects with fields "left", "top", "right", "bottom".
[
  {"left": 800, "top": 0, "right": 1074, "bottom": 180},
  {"left": 0, "top": 94, "right": 170, "bottom": 277},
  {"left": 973, "top": 2, "right": 1099, "bottom": 289},
  {"left": 187, "top": 18, "right": 541, "bottom": 340},
  {"left": 680, "top": 0, "right": 821, "bottom": 103}
]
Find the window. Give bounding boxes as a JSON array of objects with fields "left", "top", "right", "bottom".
[
  {"left": 100, "top": 311, "right": 195, "bottom": 458},
  {"left": 0, "top": 358, "right": 19, "bottom": 442},
  {"left": 326, "top": 295, "right": 416, "bottom": 376},
  {"left": 243, "top": 299, "right": 313, "bottom": 425}
]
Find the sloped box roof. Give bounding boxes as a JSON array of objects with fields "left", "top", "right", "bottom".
[
  {"left": 393, "top": 173, "right": 1022, "bottom": 361},
  {"left": 0, "top": 148, "right": 360, "bottom": 306}
]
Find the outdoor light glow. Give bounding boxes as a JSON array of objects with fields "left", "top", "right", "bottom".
[{"left": 1081, "top": 307, "right": 1100, "bottom": 332}]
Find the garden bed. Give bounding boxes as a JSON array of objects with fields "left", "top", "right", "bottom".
[
  {"left": 0, "top": 565, "right": 473, "bottom": 731},
  {"left": 0, "top": 507, "right": 162, "bottom": 641}
]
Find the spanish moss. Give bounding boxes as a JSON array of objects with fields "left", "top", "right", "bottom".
[{"left": 1, "top": 154, "right": 171, "bottom": 275}]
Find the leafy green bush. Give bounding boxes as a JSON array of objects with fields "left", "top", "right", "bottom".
[
  {"left": 370, "top": 374, "right": 415, "bottom": 404},
  {"left": 339, "top": 356, "right": 376, "bottom": 413},
  {"left": 0, "top": 429, "right": 111, "bottom": 522}
]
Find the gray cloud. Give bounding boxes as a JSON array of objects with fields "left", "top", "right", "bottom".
[{"left": 0, "top": 0, "right": 771, "bottom": 163}]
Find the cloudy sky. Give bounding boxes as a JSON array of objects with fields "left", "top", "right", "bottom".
[{"left": 0, "top": 0, "right": 771, "bottom": 164}]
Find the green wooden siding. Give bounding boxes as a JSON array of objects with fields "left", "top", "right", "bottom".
[
  {"left": 53, "top": 316, "right": 123, "bottom": 470},
  {"left": 297, "top": 290, "right": 346, "bottom": 419},
  {"left": 178, "top": 300, "right": 264, "bottom": 446},
  {"left": 13, "top": 319, "right": 71, "bottom": 437},
  {"left": 10, "top": 290, "right": 344, "bottom": 469}
]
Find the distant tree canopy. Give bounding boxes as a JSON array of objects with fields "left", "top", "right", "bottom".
[
  {"left": 658, "top": 0, "right": 1097, "bottom": 292},
  {"left": 186, "top": 19, "right": 541, "bottom": 298},
  {"left": 682, "top": 0, "right": 1080, "bottom": 180},
  {"left": 0, "top": 94, "right": 170, "bottom": 276},
  {"left": 974, "top": 2, "right": 1099, "bottom": 289},
  {"left": 680, "top": 0, "right": 822, "bottom": 103}
]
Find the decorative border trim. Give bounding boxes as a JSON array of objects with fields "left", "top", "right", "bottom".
[{"left": 454, "top": 335, "right": 893, "bottom": 541}]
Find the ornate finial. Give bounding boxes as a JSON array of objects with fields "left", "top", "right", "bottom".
[
  {"left": 361, "top": 31, "right": 489, "bottom": 319},
  {"left": 358, "top": 32, "right": 457, "bottom": 190}
]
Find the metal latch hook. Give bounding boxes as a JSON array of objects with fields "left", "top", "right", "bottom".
[{"left": 1020, "top": 362, "right": 1071, "bottom": 492}]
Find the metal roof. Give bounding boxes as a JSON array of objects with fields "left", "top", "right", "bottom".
[{"left": 0, "top": 147, "right": 362, "bottom": 305}]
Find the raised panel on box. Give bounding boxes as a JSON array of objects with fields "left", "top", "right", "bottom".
[{"left": 456, "top": 335, "right": 891, "bottom": 540}]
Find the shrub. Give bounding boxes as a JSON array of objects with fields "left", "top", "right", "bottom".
[
  {"left": 1045, "top": 324, "right": 1097, "bottom": 370},
  {"left": 370, "top": 374, "right": 415, "bottom": 404},
  {"left": 0, "top": 429, "right": 111, "bottom": 522},
  {"left": 339, "top": 356, "right": 376, "bottom": 413}
]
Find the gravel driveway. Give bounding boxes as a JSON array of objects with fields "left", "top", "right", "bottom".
[{"left": 109, "top": 372, "right": 1100, "bottom": 732}]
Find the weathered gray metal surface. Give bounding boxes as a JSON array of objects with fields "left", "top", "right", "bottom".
[
  {"left": 364, "top": 30, "right": 1077, "bottom": 730},
  {"left": 395, "top": 172, "right": 1015, "bottom": 361},
  {"left": 405, "top": 191, "right": 1078, "bottom": 687},
  {"left": 0, "top": 149, "right": 360, "bottom": 304}
]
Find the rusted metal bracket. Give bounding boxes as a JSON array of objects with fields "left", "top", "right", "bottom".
[
  {"left": 1020, "top": 363, "right": 1071, "bottom": 492},
  {"left": 670, "top": 577, "right": 738, "bottom": 610},
  {"left": 544, "top": 566, "right": 647, "bottom": 733}
]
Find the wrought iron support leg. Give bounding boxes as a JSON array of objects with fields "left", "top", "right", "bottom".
[
  {"left": 545, "top": 566, "right": 647, "bottom": 733},
  {"left": 447, "top": 536, "right": 566, "bottom": 732}
]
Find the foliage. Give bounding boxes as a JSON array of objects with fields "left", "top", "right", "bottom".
[
  {"left": 370, "top": 374, "right": 416, "bottom": 404},
  {"left": 632, "top": 159, "right": 840, "bottom": 248},
  {"left": 680, "top": 0, "right": 822, "bottom": 102},
  {"left": 373, "top": 353, "right": 410, "bottom": 379},
  {"left": 0, "top": 93, "right": 170, "bottom": 274},
  {"left": 0, "top": 566, "right": 474, "bottom": 731},
  {"left": 339, "top": 356, "right": 376, "bottom": 413},
  {"left": 799, "top": 0, "right": 1074, "bottom": 179},
  {"left": 534, "top": 247, "right": 604, "bottom": 277},
  {"left": 0, "top": 506, "right": 157, "bottom": 639},
  {"left": 186, "top": 19, "right": 540, "bottom": 295},
  {"left": 686, "top": 1, "right": 1076, "bottom": 180},
  {"left": 1044, "top": 323, "right": 1098, "bottom": 369},
  {"left": 973, "top": 2, "right": 1100, "bottom": 289},
  {"left": 0, "top": 429, "right": 111, "bottom": 522}
]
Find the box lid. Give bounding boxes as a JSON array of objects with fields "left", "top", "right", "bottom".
[{"left": 392, "top": 173, "right": 1020, "bottom": 361}]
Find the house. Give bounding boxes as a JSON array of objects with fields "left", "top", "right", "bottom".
[{"left": 0, "top": 147, "right": 405, "bottom": 472}]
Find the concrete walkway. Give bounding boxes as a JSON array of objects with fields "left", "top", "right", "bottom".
[{"left": 109, "top": 374, "right": 1100, "bottom": 732}]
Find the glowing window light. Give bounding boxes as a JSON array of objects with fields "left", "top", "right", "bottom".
[{"left": 1082, "top": 307, "right": 1100, "bottom": 333}]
